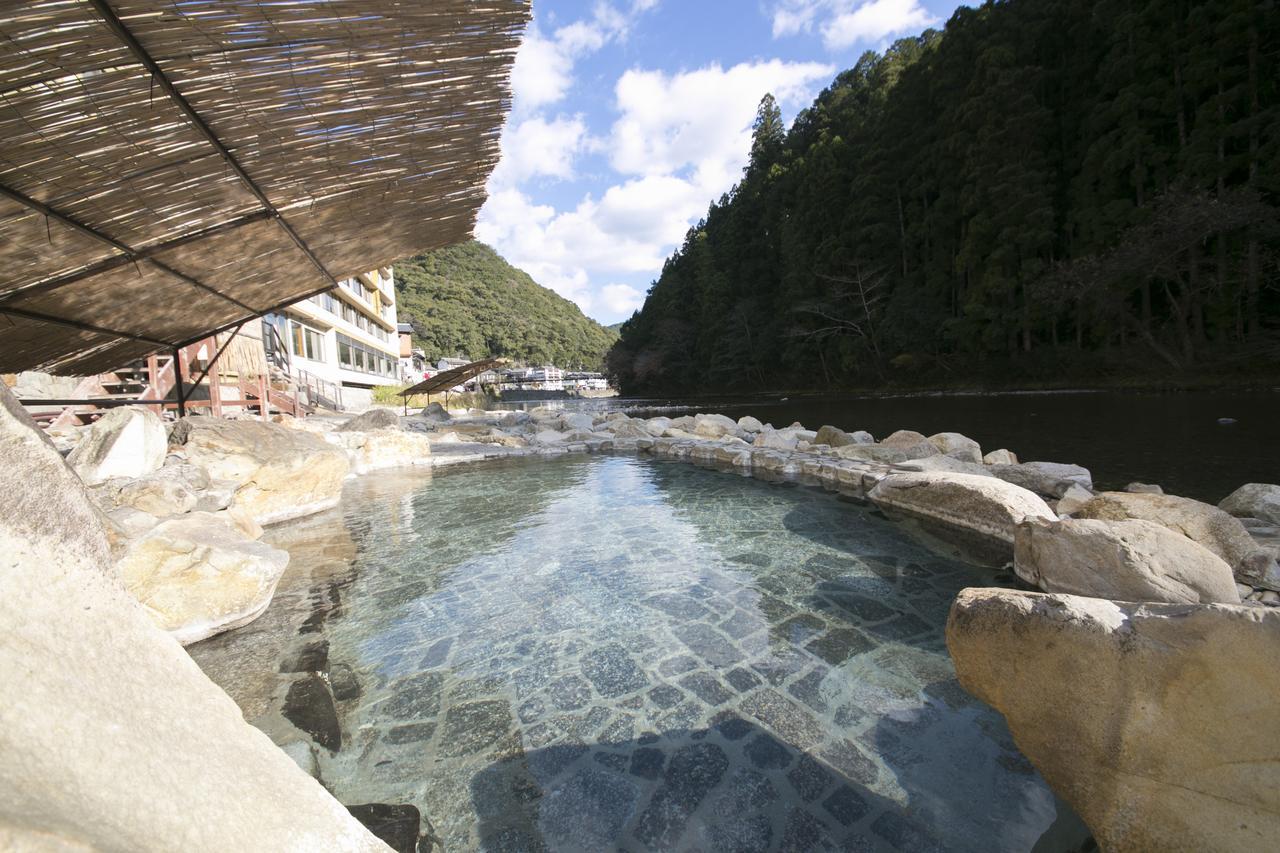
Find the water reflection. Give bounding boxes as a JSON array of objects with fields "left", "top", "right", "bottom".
[{"left": 191, "top": 455, "right": 1089, "bottom": 851}]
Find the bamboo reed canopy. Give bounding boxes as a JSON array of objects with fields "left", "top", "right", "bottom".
[
  {"left": 400, "top": 356, "right": 504, "bottom": 397},
  {"left": 0, "top": 0, "right": 529, "bottom": 375}
]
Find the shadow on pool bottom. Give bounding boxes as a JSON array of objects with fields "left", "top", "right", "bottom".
[{"left": 458, "top": 713, "right": 1094, "bottom": 853}]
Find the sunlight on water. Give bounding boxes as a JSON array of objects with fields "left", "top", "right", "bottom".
[{"left": 191, "top": 455, "right": 1086, "bottom": 852}]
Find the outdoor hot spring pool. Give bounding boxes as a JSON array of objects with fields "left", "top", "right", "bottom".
[{"left": 190, "top": 455, "right": 1088, "bottom": 852}]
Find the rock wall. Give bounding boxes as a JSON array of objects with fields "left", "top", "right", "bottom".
[
  {"left": 0, "top": 383, "right": 387, "bottom": 851},
  {"left": 946, "top": 588, "right": 1280, "bottom": 852}
]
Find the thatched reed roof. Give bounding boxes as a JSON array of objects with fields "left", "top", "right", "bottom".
[
  {"left": 401, "top": 356, "right": 505, "bottom": 397},
  {"left": 0, "top": 0, "right": 529, "bottom": 375}
]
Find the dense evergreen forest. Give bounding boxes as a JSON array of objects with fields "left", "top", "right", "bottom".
[
  {"left": 609, "top": 0, "right": 1280, "bottom": 394},
  {"left": 395, "top": 242, "right": 617, "bottom": 369}
]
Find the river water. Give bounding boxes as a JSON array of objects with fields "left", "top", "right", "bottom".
[{"left": 502, "top": 389, "right": 1280, "bottom": 503}]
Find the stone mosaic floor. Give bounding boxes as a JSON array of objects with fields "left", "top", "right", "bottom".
[{"left": 191, "top": 455, "right": 1088, "bottom": 852}]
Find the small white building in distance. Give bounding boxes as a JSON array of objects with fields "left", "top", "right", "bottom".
[{"left": 264, "top": 267, "right": 402, "bottom": 411}]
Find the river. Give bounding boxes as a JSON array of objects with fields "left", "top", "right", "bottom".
[{"left": 499, "top": 388, "right": 1280, "bottom": 503}]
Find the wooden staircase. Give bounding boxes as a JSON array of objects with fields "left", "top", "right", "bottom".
[{"left": 32, "top": 329, "right": 308, "bottom": 429}]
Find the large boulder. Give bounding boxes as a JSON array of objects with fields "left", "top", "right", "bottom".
[
  {"left": 1014, "top": 517, "right": 1240, "bottom": 604},
  {"left": 112, "top": 462, "right": 211, "bottom": 517},
  {"left": 982, "top": 449, "right": 1018, "bottom": 465},
  {"left": 1077, "top": 492, "right": 1268, "bottom": 574},
  {"left": 693, "top": 413, "right": 738, "bottom": 438},
  {"left": 753, "top": 426, "right": 799, "bottom": 451},
  {"left": 990, "top": 460, "right": 1092, "bottom": 498},
  {"left": 336, "top": 407, "right": 400, "bottom": 433},
  {"left": 0, "top": 382, "right": 384, "bottom": 850},
  {"left": 326, "top": 429, "right": 433, "bottom": 475},
  {"left": 890, "top": 455, "right": 993, "bottom": 478},
  {"left": 644, "top": 416, "right": 672, "bottom": 436},
  {"left": 813, "top": 424, "right": 871, "bottom": 447},
  {"left": 929, "top": 432, "right": 982, "bottom": 463},
  {"left": 947, "top": 588, "right": 1280, "bottom": 852},
  {"left": 67, "top": 407, "right": 167, "bottom": 485},
  {"left": 868, "top": 471, "right": 1055, "bottom": 545},
  {"left": 833, "top": 441, "right": 941, "bottom": 464},
  {"left": 170, "top": 417, "right": 350, "bottom": 525},
  {"left": 605, "top": 418, "right": 652, "bottom": 440},
  {"left": 737, "top": 415, "right": 764, "bottom": 432},
  {"left": 116, "top": 511, "right": 290, "bottom": 644},
  {"left": 558, "top": 412, "right": 596, "bottom": 432},
  {"left": 1220, "top": 483, "right": 1280, "bottom": 526}
]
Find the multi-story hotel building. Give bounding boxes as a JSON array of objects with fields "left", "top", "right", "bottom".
[{"left": 263, "top": 267, "right": 403, "bottom": 410}]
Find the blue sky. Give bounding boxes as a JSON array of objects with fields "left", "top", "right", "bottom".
[{"left": 475, "top": 0, "right": 966, "bottom": 324}]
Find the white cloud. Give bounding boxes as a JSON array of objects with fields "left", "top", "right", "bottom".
[
  {"left": 490, "top": 115, "right": 590, "bottom": 186},
  {"left": 771, "top": 0, "right": 938, "bottom": 50},
  {"left": 600, "top": 283, "right": 645, "bottom": 316},
  {"left": 610, "top": 60, "right": 833, "bottom": 178},
  {"left": 478, "top": 59, "right": 833, "bottom": 322},
  {"left": 509, "top": 2, "right": 655, "bottom": 113}
]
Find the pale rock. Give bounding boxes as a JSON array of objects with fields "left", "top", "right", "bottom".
[
  {"left": 1014, "top": 517, "right": 1240, "bottom": 604},
  {"left": 668, "top": 415, "right": 697, "bottom": 430},
  {"left": 532, "top": 430, "right": 569, "bottom": 446},
  {"left": 693, "top": 413, "right": 738, "bottom": 438},
  {"left": 107, "top": 506, "right": 161, "bottom": 538},
  {"left": 1220, "top": 483, "right": 1280, "bottom": 526},
  {"left": 604, "top": 419, "right": 651, "bottom": 440},
  {"left": 833, "top": 441, "right": 940, "bottom": 464},
  {"left": 499, "top": 411, "right": 530, "bottom": 428},
  {"left": 1237, "top": 583, "right": 1255, "bottom": 599},
  {"left": 0, "top": 383, "right": 384, "bottom": 851},
  {"left": 891, "top": 455, "right": 993, "bottom": 477},
  {"left": 946, "top": 588, "right": 1280, "bottom": 852},
  {"left": 419, "top": 401, "right": 451, "bottom": 421},
  {"left": 983, "top": 449, "right": 1018, "bottom": 465},
  {"left": 753, "top": 427, "right": 799, "bottom": 451},
  {"left": 813, "top": 425, "right": 846, "bottom": 446},
  {"left": 114, "top": 463, "right": 211, "bottom": 517},
  {"left": 662, "top": 428, "right": 699, "bottom": 441},
  {"left": 217, "top": 505, "right": 264, "bottom": 541},
  {"left": 1263, "top": 591, "right": 1280, "bottom": 605},
  {"left": 67, "top": 407, "right": 167, "bottom": 485},
  {"left": 868, "top": 471, "right": 1055, "bottom": 545},
  {"left": 169, "top": 417, "right": 350, "bottom": 525},
  {"left": 336, "top": 407, "right": 400, "bottom": 432},
  {"left": 881, "top": 429, "right": 929, "bottom": 447},
  {"left": 117, "top": 511, "right": 290, "bottom": 644},
  {"left": 644, "top": 417, "right": 672, "bottom": 436},
  {"left": 737, "top": 415, "right": 764, "bottom": 432},
  {"left": 1055, "top": 483, "right": 1095, "bottom": 516},
  {"left": 848, "top": 430, "right": 875, "bottom": 445},
  {"left": 990, "top": 461, "right": 1092, "bottom": 498},
  {"left": 328, "top": 429, "right": 433, "bottom": 475},
  {"left": 929, "top": 432, "right": 983, "bottom": 464},
  {"left": 1125, "top": 482, "right": 1164, "bottom": 495},
  {"left": 1077, "top": 491, "right": 1268, "bottom": 577},
  {"left": 558, "top": 412, "right": 595, "bottom": 432}
]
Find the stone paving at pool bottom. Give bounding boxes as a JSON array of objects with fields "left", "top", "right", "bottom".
[{"left": 190, "top": 454, "right": 1088, "bottom": 852}]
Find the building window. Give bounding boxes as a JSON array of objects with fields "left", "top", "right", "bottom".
[
  {"left": 337, "top": 333, "right": 397, "bottom": 378},
  {"left": 291, "top": 321, "right": 324, "bottom": 361}
]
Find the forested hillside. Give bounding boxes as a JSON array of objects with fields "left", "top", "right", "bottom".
[
  {"left": 609, "top": 0, "right": 1279, "bottom": 394},
  {"left": 395, "top": 242, "right": 617, "bottom": 369}
]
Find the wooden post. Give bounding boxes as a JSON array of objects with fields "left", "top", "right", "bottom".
[
  {"left": 209, "top": 355, "right": 222, "bottom": 417},
  {"left": 259, "top": 375, "right": 269, "bottom": 421},
  {"left": 172, "top": 347, "right": 186, "bottom": 418}
]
